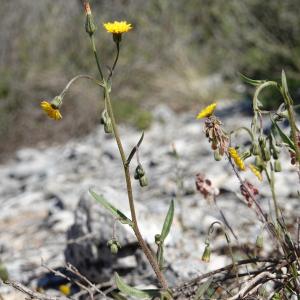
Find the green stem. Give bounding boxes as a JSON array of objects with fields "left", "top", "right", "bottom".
[
  {"left": 60, "top": 74, "right": 103, "bottom": 98},
  {"left": 265, "top": 167, "right": 279, "bottom": 220},
  {"left": 286, "top": 102, "right": 300, "bottom": 165},
  {"left": 104, "top": 84, "right": 168, "bottom": 289},
  {"left": 108, "top": 41, "right": 120, "bottom": 82},
  {"left": 90, "top": 35, "right": 104, "bottom": 80}
]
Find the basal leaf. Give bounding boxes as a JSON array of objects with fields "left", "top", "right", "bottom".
[
  {"left": 114, "top": 272, "right": 159, "bottom": 299},
  {"left": 195, "top": 278, "right": 214, "bottom": 299}
]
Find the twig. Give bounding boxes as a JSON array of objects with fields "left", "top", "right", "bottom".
[
  {"left": 41, "top": 260, "right": 95, "bottom": 300},
  {"left": 2, "top": 280, "right": 69, "bottom": 300}
]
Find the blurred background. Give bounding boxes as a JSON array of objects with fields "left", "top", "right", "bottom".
[{"left": 1, "top": 0, "right": 300, "bottom": 161}]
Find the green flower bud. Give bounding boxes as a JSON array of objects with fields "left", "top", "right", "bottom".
[
  {"left": 101, "top": 110, "right": 113, "bottom": 134},
  {"left": 107, "top": 239, "right": 121, "bottom": 254},
  {"left": 84, "top": 2, "right": 96, "bottom": 36},
  {"left": 254, "top": 156, "right": 264, "bottom": 172},
  {"left": 274, "top": 160, "right": 282, "bottom": 172},
  {"left": 139, "top": 175, "right": 148, "bottom": 187},
  {"left": 263, "top": 148, "right": 271, "bottom": 161},
  {"left": 104, "top": 119, "right": 113, "bottom": 134},
  {"left": 134, "top": 164, "right": 145, "bottom": 180},
  {"left": 0, "top": 261, "right": 8, "bottom": 281},
  {"left": 256, "top": 234, "right": 264, "bottom": 249},
  {"left": 251, "top": 143, "right": 260, "bottom": 156},
  {"left": 214, "top": 149, "right": 222, "bottom": 161},
  {"left": 155, "top": 234, "right": 161, "bottom": 245},
  {"left": 201, "top": 244, "right": 211, "bottom": 263}
]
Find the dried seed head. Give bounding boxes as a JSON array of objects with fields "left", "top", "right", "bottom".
[
  {"left": 240, "top": 180, "right": 259, "bottom": 207},
  {"left": 204, "top": 116, "right": 229, "bottom": 156},
  {"left": 195, "top": 173, "right": 219, "bottom": 202}
]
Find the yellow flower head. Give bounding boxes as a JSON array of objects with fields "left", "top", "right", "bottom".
[
  {"left": 228, "top": 147, "right": 245, "bottom": 171},
  {"left": 103, "top": 21, "right": 132, "bottom": 34},
  {"left": 40, "top": 101, "right": 62, "bottom": 121},
  {"left": 249, "top": 164, "right": 262, "bottom": 181},
  {"left": 196, "top": 103, "right": 217, "bottom": 119}
]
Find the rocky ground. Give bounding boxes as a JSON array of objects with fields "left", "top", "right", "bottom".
[{"left": 0, "top": 103, "right": 299, "bottom": 299}]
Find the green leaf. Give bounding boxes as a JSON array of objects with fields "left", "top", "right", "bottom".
[
  {"left": 281, "top": 70, "right": 293, "bottom": 105},
  {"left": 89, "top": 190, "right": 133, "bottom": 226},
  {"left": 195, "top": 278, "right": 214, "bottom": 299},
  {"left": 156, "top": 245, "right": 164, "bottom": 270},
  {"left": 271, "top": 119, "right": 295, "bottom": 152},
  {"left": 126, "top": 132, "right": 145, "bottom": 165},
  {"left": 238, "top": 73, "right": 266, "bottom": 86},
  {"left": 160, "top": 199, "right": 174, "bottom": 242},
  {"left": 114, "top": 272, "right": 160, "bottom": 299}
]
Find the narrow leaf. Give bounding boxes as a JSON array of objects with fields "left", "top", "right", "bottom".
[
  {"left": 195, "top": 278, "right": 214, "bottom": 299},
  {"left": 115, "top": 272, "right": 159, "bottom": 299},
  {"left": 156, "top": 245, "right": 164, "bottom": 270},
  {"left": 271, "top": 119, "right": 295, "bottom": 151},
  {"left": 160, "top": 200, "right": 174, "bottom": 242},
  {"left": 89, "top": 190, "right": 133, "bottom": 226},
  {"left": 126, "top": 132, "right": 145, "bottom": 165},
  {"left": 281, "top": 70, "right": 293, "bottom": 105},
  {"left": 238, "top": 72, "right": 266, "bottom": 86}
]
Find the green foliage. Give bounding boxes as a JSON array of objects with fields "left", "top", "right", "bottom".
[
  {"left": 114, "top": 272, "right": 160, "bottom": 299},
  {"left": 89, "top": 190, "right": 133, "bottom": 226}
]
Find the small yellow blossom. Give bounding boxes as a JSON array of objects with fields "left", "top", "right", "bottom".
[
  {"left": 196, "top": 103, "right": 217, "bottom": 119},
  {"left": 103, "top": 21, "right": 132, "bottom": 34},
  {"left": 228, "top": 147, "right": 245, "bottom": 171},
  {"left": 59, "top": 284, "right": 71, "bottom": 296},
  {"left": 40, "top": 101, "right": 62, "bottom": 121},
  {"left": 249, "top": 164, "right": 262, "bottom": 181}
]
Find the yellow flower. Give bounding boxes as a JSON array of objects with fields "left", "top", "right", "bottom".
[
  {"left": 59, "top": 284, "right": 71, "bottom": 296},
  {"left": 103, "top": 21, "right": 132, "bottom": 34},
  {"left": 40, "top": 101, "right": 62, "bottom": 121},
  {"left": 228, "top": 147, "right": 245, "bottom": 171},
  {"left": 196, "top": 103, "right": 217, "bottom": 119},
  {"left": 249, "top": 164, "right": 262, "bottom": 181}
]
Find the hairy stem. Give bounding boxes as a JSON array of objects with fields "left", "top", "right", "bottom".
[{"left": 104, "top": 86, "right": 168, "bottom": 289}]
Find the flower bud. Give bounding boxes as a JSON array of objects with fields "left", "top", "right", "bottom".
[
  {"left": 134, "top": 164, "right": 145, "bottom": 180},
  {"left": 274, "top": 160, "right": 282, "bottom": 172},
  {"left": 201, "top": 244, "right": 211, "bottom": 263},
  {"left": 107, "top": 239, "right": 121, "bottom": 254},
  {"left": 155, "top": 234, "right": 161, "bottom": 245},
  {"left": 256, "top": 234, "right": 264, "bottom": 249},
  {"left": 214, "top": 149, "right": 222, "bottom": 161},
  {"left": 139, "top": 175, "right": 148, "bottom": 187},
  {"left": 84, "top": 2, "right": 96, "bottom": 36},
  {"left": 101, "top": 110, "right": 113, "bottom": 134},
  {"left": 251, "top": 143, "right": 260, "bottom": 156}
]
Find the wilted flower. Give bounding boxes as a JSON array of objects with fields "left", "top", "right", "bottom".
[
  {"left": 204, "top": 116, "right": 229, "bottom": 156},
  {"left": 240, "top": 180, "right": 259, "bottom": 207},
  {"left": 195, "top": 173, "right": 219, "bottom": 202},
  {"left": 40, "top": 101, "right": 62, "bottom": 121},
  {"left": 228, "top": 147, "right": 245, "bottom": 171},
  {"left": 249, "top": 164, "right": 262, "bottom": 181},
  {"left": 196, "top": 103, "right": 217, "bottom": 119}
]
